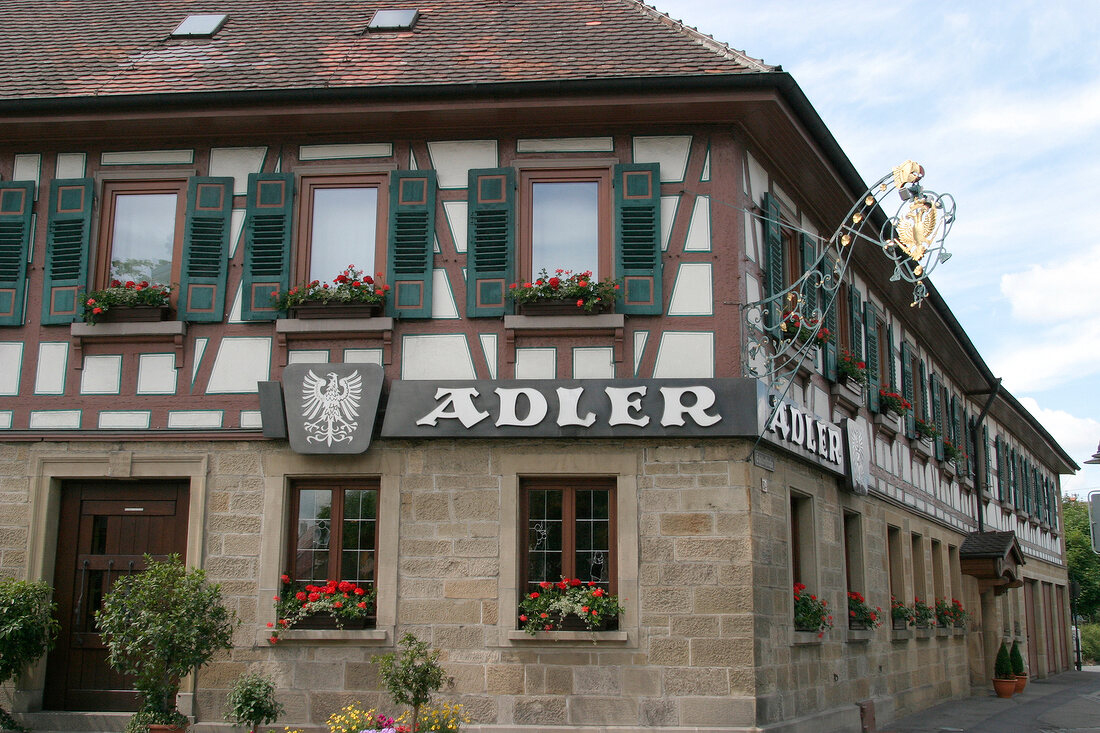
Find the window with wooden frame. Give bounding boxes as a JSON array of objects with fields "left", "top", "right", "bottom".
[
  {"left": 286, "top": 479, "right": 379, "bottom": 625},
  {"left": 96, "top": 180, "right": 188, "bottom": 291},
  {"left": 520, "top": 477, "right": 616, "bottom": 597},
  {"left": 295, "top": 174, "right": 388, "bottom": 283},
  {"left": 518, "top": 168, "right": 612, "bottom": 281},
  {"left": 789, "top": 491, "right": 816, "bottom": 588}
]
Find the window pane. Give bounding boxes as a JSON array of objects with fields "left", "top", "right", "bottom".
[
  {"left": 341, "top": 489, "right": 377, "bottom": 586},
  {"left": 526, "top": 489, "right": 563, "bottom": 590},
  {"left": 531, "top": 181, "right": 599, "bottom": 278},
  {"left": 295, "top": 489, "right": 332, "bottom": 582},
  {"left": 110, "top": 193, "right": 177, "bottom": 283},
  {"left": 574, "top": 489, "right": 611, "bottom": 585},
  {"left": 310, "top": 187, "right": 378, "bottom": 282}
]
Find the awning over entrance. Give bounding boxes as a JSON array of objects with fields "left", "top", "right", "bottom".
[{"left": 960, "top": 530, "right": 1026, "bottom": 595}]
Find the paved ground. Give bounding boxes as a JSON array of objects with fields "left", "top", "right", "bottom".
[{"left": 884, "top": 667, "right": 1100, "bottom": 733}]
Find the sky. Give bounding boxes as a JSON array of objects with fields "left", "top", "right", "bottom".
[{"left": 653, "top": 0, "right": 1100, "bottom": 496}]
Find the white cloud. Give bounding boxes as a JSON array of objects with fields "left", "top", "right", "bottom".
[{"left": 1000, "top": 243, "right": 1100, "bottom": 323}]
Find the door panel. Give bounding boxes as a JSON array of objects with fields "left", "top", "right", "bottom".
[{"left": 44, "top": 481, "right": 189, "bottom": 711}]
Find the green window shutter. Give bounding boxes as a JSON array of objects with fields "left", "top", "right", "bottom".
[
  {"left": 930, "top": 373, "right": 944, "bottom": 460},
  {"left": 1009, "top": 448, "right": 1018, "bottom": 507},
  {"left": 42, "top": 178, "right": 93, "bottom": 325},
  {"left": 386, "top": 170, "right": 436, "bottom": 319},
  {"left": 864, "top": 301, "right": 880, "bottom": 412},
  {"left": 762, "top": 192, "right": 784, "bottom": 331},
  {"left": 241, "top": 173, "right": 294, "bottom": 322},
  {"left": 918, "top": 360, "right": 929, "bottom": 421},
  {"left": 966, "top": 414, "right": 977, "bottom": 476},
  {"left": 466, "top": 168, "right": 514, "bottom": 318},
  {"left": 821, "top": 256, "right": 838, "bottom": 381},
  {"left": 994, "top": 436, "right": 1004, "bottom": 501},
  {"left": 983, "top": 425, "right": 992, "bottom": 493},
  {"left": 179, "top": 177, "right": 233, "bottom": 322},
  {"left": 614, "top": 163, "right": 662, "bottom": 315},
  {"left": 849, "top": 287, "right": 864, "bottom": 365},
  {"left": 949, "top": 395, "right": 960, "bottom": 466},
  {"left": 1022, "top": 459, "right": 1032, "bottom": 513},
  {"left": 886, "top": 326, "right": 897, "bottom": 390},
  {"left": 900, "top": 342, "right": 915, "bottom": 437},
  {"left": 0, "top": 181, "right": 35, "bottom": 326},
  {"left": 799, "top": 233, "right": 816, "bottom": 317}
]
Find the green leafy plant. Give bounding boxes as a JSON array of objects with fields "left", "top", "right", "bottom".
[
  {"left": 891, "top": 595, "right": 914, "bottom": 626},
  {"left": 269, "top": 575, "right": 375, "bottom": 643},
  {"left": 793, "top": 583, "right": 833, "bottom": 637},
  {"left": 914, "top": 417, "right": 938, "bottom": 440},
  {"left": 847, "top": 591, "right": 882, "bottom": 629},
  {"left": 225, "top": 672, "right": 284, "bottom": 733},
  {"left": 912, "top": 597, "right": 935, "bottom": 627},
  {"left": 943, "top": 439, "right": 966, "bottom": 463},
  {"left": 934, "top": 597, "right": 969, "bottom": 627},
  {"left": 372, "top": 633, "right": 451, "bottom": 726},
  {"left": 1009, "top": 640, "right": 1026, "bottom": 676},
  {"left": 878, "top": 388, "right": 912, "bottom": 416},
  {"left": 837, "top": 348, "right": 868, "bottom": 386},
  {"left": 517, "top": 577, "right": 624, "bottom": 634},
  {"left": 96, "top": 555, "right": 238, "bottom": 728},
  {"left": 271, "top": 265, "right": 389, "bottom": 311},
  {"left": 994, "top": 641, "right": 1014, "bottom": 679},
  {"left": 80, "top": 280, "right": 171, "bottom": 323},
  {"left": 507, "top": 268, "right": 620, "bottom": 313},
  {"left": 0, "top": 579, "right": 60, "bottom": 733}
]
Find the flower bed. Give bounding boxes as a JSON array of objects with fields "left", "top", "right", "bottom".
[
  {"left": 508, "top": 268, "right": 619, "bottom": 314},
  {"left": 517, "top": 577, "right": 624, "bottom": 634}
]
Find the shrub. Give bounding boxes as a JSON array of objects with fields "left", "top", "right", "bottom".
[
  {"left": 994, "top": 641, "right": 1014, "bottom": 678},
  {"left": 1009, "top": 640, "right": 1026, "bottom": 676},
  {"left": 372, "top": 633, "right": 451, "bottom": 726},
  {"left": 96, "top": 555, "right": 238, "bottom": 727},
  {"left": 0, "top": 579, "right": 60, "bottom": 733},
  {"left": 1081, "top": 623, "right": 1100, "bottom": 663},
  {"left": 225, "top": 672, "right": 284, "bottom": 732}
]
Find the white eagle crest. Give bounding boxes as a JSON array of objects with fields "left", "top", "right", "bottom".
[{"left": 301, "top": 369, "right": 362, "bottom": 446}]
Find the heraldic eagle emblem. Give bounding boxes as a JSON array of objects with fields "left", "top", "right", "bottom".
[{"left": 301, "top": 369, "right": 363, "bottom": 446}]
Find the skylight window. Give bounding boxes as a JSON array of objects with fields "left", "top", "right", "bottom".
[
  {"left": 367, "top": 9, "right": 419, "bottom": 31},
  {"left": 171, "top": 13, "right": 229, "bottom": 38}
]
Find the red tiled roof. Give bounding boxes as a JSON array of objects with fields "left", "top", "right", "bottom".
[{"left": 0, "top": 0, "right": 773, "bottom": 101}]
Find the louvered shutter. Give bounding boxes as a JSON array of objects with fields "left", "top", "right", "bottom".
[
  {"left": 918, "top": 360, "right": 929, "bottom": 422},
  {"left": 821, "top": 256, "right": 838, "bottom": 381},
  {"left": 864, "top": 301, "right": 880, "bottom": 412},
  {"left": 930, "top": 373, "right": 944, "bottom": 460},
  {"left": 241, "top": 173, "right": 294, "bottom": 321},
  {"left": 386, "top": 170, "right": 436, "bottom": 319},
  {"left": 966, "top": 414, "right": 977, "bottom": 477},
  {"left": 886, "top": 326, "right": 897, "bottom": 390},
  {"left": 949, "top": 394, "right": 959, "bottom": 465},
  {"left": 1009, "top": 448, "right": 1018, "bottom": 507},
  {"left": 995, "top": 435, "right": 1005, "bottom": 501},
  {"left": 179, "top": 177, "right": 233, "bottom": 322},
  {"left": 762, "top": 192, "right": 784, "bottom": 331},
  {"left": 849, "top": 287, "right": 864, "bottom": 366},
  {"left": 0, "top": 181, "right": 35, "bottom": 326},
  {"left": 901, "top": 342, "right": 915, "bottom": 437},
  {"left": 614, "top": 163, "right": 662, "bottom": 315},
  {"left": 466, "top": 168, "right": 514, "bottom": 318},
  {"left": 983, "top": 425, "right": 992, "bottom": 493},
  {"left": 1022, "top": 458, "right": 1032, "bottom": 513},
  {"left": 42, "top": 178, "right": 93, "bottom": 325}
]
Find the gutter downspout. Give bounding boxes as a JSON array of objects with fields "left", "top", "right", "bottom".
[{"left": 969, "top": 378, "right": 1002, "bottom": 533}]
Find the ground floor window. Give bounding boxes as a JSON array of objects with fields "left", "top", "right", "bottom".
[{"left": 520, "top": 477, "right": 616, "bottom": 595}]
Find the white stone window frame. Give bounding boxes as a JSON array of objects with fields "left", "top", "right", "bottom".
[{"left": 496, "top": 449, "right": 638, "bottom": 646}]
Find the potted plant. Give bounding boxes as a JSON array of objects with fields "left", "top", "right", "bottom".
[
  {"left": 224, "top": 672, "right": 284, "bottom": 733},
  {"left": 792, "top": 583, "right": 834, "bottom": 638},
  {"left": 80, "top": 280, "right": 172, "bottom": 324},
  {"left": 914, "top": 417, "right": 938, "bottom": 442},
  {"left": 1010, "top": 640, "right": 1027, "bottom": 692},
  {"left": 372, "top": 633, "right": 452, "bottom": 727},
  {"left": 271, "top": 265, "right": 389, "bottom": 318},
  {"left": 96, "top": 555, "right": 238, "bottom": 733},
  {"left": 268, "top": 575, "right": 375, "bottom": 642},
  {"left": 934, "top": 597, "right": 969, "bottom": 628},
  {"left": 837, "top": 348, "right": 868, "bottom": 389},
  {"left": 517, "top": 577, "right": 625, "bottom": 634},
  {"left": 878, "top": 388, "right": 912, "bottom": 417},
  {"left": 943, "top": 439, "right": 965, "bottom": 464},
  {"left": 507, "top": 268, "right": 620, "bottom": 314},
  {"left": 779, "top": 312, "right": 831, "bottom": 347},
  {"left": 890, "top": 595, "right": 914, "bottom": 630},
  {"left": 0, "top": 579, "right": 60, "bottom": 733},
  {"left": 993, "top": 641, "right": 1016, "bottom": 697},
  {"left": 912, "top": 597, "right": 935, "bottom": 628},
  {"left": 847, "top": 591, "right": 882, "bottom": 630}
]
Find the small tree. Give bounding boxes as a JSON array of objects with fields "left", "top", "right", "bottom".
[
  {"left": 372, "top": 633, "right": 451, "bottom": 725},
  {"left": 1009, "top": 640, "right": 1026, "bottom": 677},
  {"left": 225, "top": 672, "right": 284, "bottom": 733},
  {"left": 96, "top": 555, "right": 238, "bottom": 729},
  {"left": 994, "top": 641, "right": 1014, "bottom": 679},
  {"left": 0, "top": 579, "right": 60, "bottom": 733}
]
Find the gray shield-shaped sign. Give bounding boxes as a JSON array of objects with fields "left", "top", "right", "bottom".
[
  {"left": 281, "top": 363, "right": 384, "bottom": 454},
  {"left": 845, "top": 417, "right": 871, "bottom": 495}
]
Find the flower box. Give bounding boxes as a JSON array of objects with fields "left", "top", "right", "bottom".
[
  {"left": 912, "top": 436, "right": 933, "bottom": 460},
  {"left": 549, "top": 613, "right": 618, "bottom": 632},
  {"left": 289, "top": 302, "right": 383, "bottom": 319},
  {"left": 942, "top": 460, "right": 956, "bottom": 478},
  {"left": 874, "top": 410, "right": 900, "bottom": 437},
  {"left": 290, "top": 614, "right": 373, "bottom": 631},
  {"left": 516, "top": 299, "right": 612, "bottom": 316},
  {"left": 95, "top": 304, "right": 172, "bottom": 323},
  {"left": 830, "top": 377, "right": 863, "bottom": 413},
  {"left": 914, "top": 627, "right": 935, "bottom": 640}
]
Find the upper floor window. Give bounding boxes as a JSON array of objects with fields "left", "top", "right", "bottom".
[
  {"left": 96, "top": 180, "right": 187, "bottom": 289},
  {"left": 297, "top": 174, "right": 386, "bottom": 282},
  {"left": 520, "top": 169, "right": 611, "bottom": 280}
]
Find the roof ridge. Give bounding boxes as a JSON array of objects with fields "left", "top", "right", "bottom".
[{"left": 625, "top": 0, "right": 776, "bottom": 73}]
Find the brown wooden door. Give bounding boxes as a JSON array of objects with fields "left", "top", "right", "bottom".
[
  {"left": 1024, "top": 581, "right": 1039, "bottom": 677},
  {"left": 44, "top": 481, "right": 189, "bottom": 711}
]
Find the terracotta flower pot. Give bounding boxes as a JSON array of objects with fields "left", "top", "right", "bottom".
[
  {"left": 148, "top": 723, "right": 188, "bottom": 733},
  {"left": 1014, "top": 674, "right": 1028, "bottom": 693},
  {"left": 992, "top": 677, "right": 1016, "bottom": 698}
]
